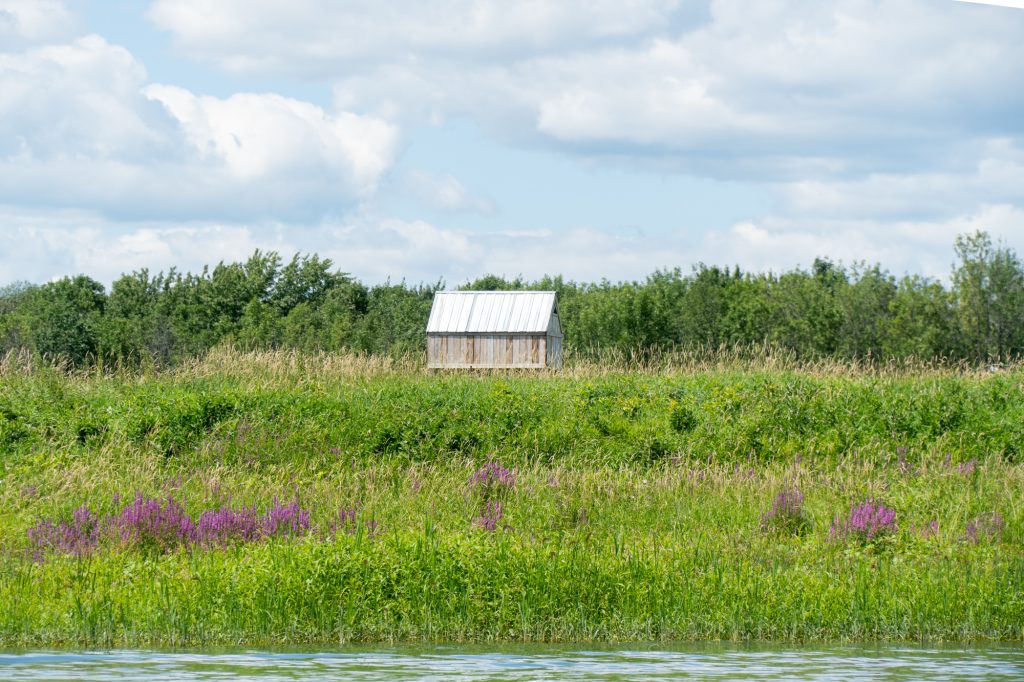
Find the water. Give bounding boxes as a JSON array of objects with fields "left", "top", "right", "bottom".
[{"left": 1, "top": 646, "right": 1021, "bottom": 680}]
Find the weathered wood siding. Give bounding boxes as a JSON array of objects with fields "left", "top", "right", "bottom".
[
  {"left": 427, "top": 334, "right": 549, "bottom": 368},
  {"left": 546, "top": 313, "right": 563, "bottom": 368},
  {"left": 546, "top": 333, "right": 563, "bottom": 369}
]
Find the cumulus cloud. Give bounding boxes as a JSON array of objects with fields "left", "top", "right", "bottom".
[
  {"left": 148, "top": 0, "right": 688, "bottom": 72},
  {"left": 0, "top": 0, "right": 79, "bottom": 48},
  {"left": 144, "top": 85, "right": 398, "bottom": 198},
  {"left": 779, "top": 140, "right": 1024, "bottom": 220},
  {"left": 152, "top": 0, "right": 1024, "bottom": 182},
  {"left": 0, "top": 19, "right": 399, "bottom": 222}
]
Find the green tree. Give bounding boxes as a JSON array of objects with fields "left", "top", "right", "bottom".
[
  {"left": 884, "top": 275, "right": 955, "bottom": 360},
  {"left": 953, "top": 231, "right": 1024, "bottom": 360},
  {"left": 28, "top": 276, "right": 106, "bottom": 366},
  {"left": 836, "top": 263, "right": 896, "bottom": 358}
]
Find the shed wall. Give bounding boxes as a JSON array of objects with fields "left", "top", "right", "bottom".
[
  {"left": 546, "top": 333, "right": 563, "bottom": 369},
  {"left": 428, "top": 334, "right": 548, "bottom": 368}
]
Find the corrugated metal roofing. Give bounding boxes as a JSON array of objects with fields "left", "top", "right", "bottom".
[{"left": 427, "top": 291, "right": 557, "bottom": 334}]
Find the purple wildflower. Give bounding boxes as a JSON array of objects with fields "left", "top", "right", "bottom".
[
  {"left": 964, "top": 512, "right": 1004, "bottom": 544},
  {"left": 27, "top": 505, "right": 101, "bottom": 557},
  {"left": 473, "top": 500, "right": 504, "bottom": 531},
  {"left": 261, "top": 498, "right": 311, "bottom": 538},
  {"left": 112, "top": 493, "right": 197, "bottom": 552},
  {"left": 830, "top": 500, "right": 897, "bottom": 543},
  {"left": 195, "top": 505, "right": 261, "bottom": 545},
  {"left": 470, "top": 461, "right": 515, "bottom": 492},
  {"left": 330, "top": 507, "right": 379, "bottom": 537},
  {"left": 28, "top": 493, "right": 317, "bottom": 559},
  {"left": 957, "top": 460, "right": 977, "bottom": 475},
  {"left": 759, "top": 488, "right": 807, "bottom": 534}
]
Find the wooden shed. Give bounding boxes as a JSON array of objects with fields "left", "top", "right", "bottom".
[{"left": 426, "top": 291, "right": 563, "bottom": 369}]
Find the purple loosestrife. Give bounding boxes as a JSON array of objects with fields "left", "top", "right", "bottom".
[
  {"left": 28, "top": 494, "right": 317, "bottom": 559},
  {"left": 27, "top": 505, "right": 101, "bottom": 557},
  {"left": 759, "top": 488, "right": 808, "bottom": 534},
  {"left": 471, "top": 461, "right": 515, "bottom": 489},
  {"left": 470, "top": 461, "right": 515, "bottom": 504},
  {"left": 330, "top": 507, "right": 378, "bottom": 537},
  {"left": 262, "top": 498, "right": 311, "bottom": 538},
  {"left": 195, "top": 505, "right": 261, "bottom": 545},
  {"left": 113, "top": 493, "right": 196, "bottom": 552},
  {"left": 964, "top": 512, "right": 1004, "bottom": 544},
  {"left": 473, "top": 500, "right": 504, "bottom": 532},
  {"left": 830, "top": 500, "right": 897, "bottom": 543}
]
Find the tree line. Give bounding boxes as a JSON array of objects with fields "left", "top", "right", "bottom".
[{"left": 1, "top": 231, "right": 1022, "bottom": 367}]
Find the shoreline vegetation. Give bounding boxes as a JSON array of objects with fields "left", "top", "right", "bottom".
[{"left": 1, "top": 349, "right": 1021, "bottom": 646}]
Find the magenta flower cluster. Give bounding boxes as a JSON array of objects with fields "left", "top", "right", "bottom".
[
  {"left": 28, "top": 494, "right": 312, "bottom": 558},
  {"left": 759, "top": 488, "right": 807, "bottom": 533},
  {"left": 473, "top": 500, "right": 504, "bottom": 532},
  {"left": 829, "top": 500, "right": 897, "bottom": 542},
  {"left": 469, "top": 461, "right": 513, "bottom": 532},
  {"left": 26, "top": 505, "right": 101, "bottom": 557},
  {"left": 470, "top": 461, "right": 515, "bottom": 492}
]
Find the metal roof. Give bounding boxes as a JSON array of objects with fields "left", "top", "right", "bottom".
[{"left": 427, "top": 291, "right": 558, "bottom": 334}]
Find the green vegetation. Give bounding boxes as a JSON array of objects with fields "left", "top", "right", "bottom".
[
  {"left": 0, "top": 351, "right": 1021, "bottom": 646},
  {"left": 3, "top": 230, "right": 1024, "bottom": 367}
]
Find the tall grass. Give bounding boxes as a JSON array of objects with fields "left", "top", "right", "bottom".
[{"left": 0, "top": 349, "right": 1021, "bottom": 645}]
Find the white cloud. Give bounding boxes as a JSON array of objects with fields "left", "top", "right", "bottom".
[
  {"left": 153, "top": 0, "right": 1024, "bottom": 182},
  {"left": 780, "top": 141, "right": 1024, "bottom": 219},
  {"left": 144, "top": 85, "right": 398, "bottom": 195},
  {"left": 955, "top": 1, "right": 1024, "bottom": 10},
  {"left": 403, "top": 170, "right": 496, "bottom": 214},
  {"left": 148, "top": 0, "right": 686, "bottom": 71},
  {"left": 698, "top": 204, "right": 1024, "bottom": 281},
  {"left": 0, "top": 32, "right": 400, "bottom": 221},
  {"left": 4, "top": 202, "right": 1024, "bottom": 289},
  {"left": 0, "top": 35, "right": 167, "bottom": 161},
  {"left": 0, "top": 0, "right": 79, "bottom": 48},
  {"left": 0, "top": 204, "right": 298, "bottom": 284}
]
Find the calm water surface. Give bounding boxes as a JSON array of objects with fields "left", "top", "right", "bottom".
[{"left": 1, "top": 645, "right": 1022, "bottom": 680}]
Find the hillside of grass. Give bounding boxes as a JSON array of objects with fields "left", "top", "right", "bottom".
[{"left": 0, "top": 350, "right": 1021, "bottom": 645}]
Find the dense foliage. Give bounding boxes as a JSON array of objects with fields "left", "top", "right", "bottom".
[{"left": 3, "top": 231, "right": 1024, "bottom": 367}]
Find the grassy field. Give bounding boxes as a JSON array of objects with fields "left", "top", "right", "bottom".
[{"left": 0, "top": 348, "right": 1022, "bottom": 646}]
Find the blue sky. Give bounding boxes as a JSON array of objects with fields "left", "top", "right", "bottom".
[{"left": 1, "top": 0, "right": 1023, "bottom": 286}]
